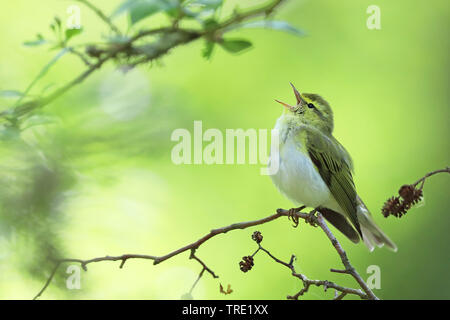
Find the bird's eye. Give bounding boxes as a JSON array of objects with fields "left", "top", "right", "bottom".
[{"left": 307, "top": 103, "right": 315, "bottom": 109}]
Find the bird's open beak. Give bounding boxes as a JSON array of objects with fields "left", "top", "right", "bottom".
[
  {"left": 275, "top": 82, "right": 304, "bottom": 111},
  {"left": 274, "top": 99, "right": 295, "bottom": 111}
]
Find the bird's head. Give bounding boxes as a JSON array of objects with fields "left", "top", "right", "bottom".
[{"left": 275, "top": 83, "right": 334, "bottom": 134}]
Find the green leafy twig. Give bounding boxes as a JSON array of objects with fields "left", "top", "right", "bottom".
[
  {"left": 2, "top": 0, "right": 298, "bottom": 125},
  {"left": 76, "top": 0, "right": 122, "bottom": 35},
  {"left": 66, "top": 47, "right": 93, "bottom": 66}
]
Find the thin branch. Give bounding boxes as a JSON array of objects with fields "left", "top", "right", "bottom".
[
  {"left": 67, "top": 47, "right": 93, "bottom": 66},
  {"left": 412, "top": 167, "right": 450, "bottom": 189},
  {"left": 33, "top": 262, "right": 62, "bottom": 300},
  {"left": 190, "top": 249, "right": 218, "bottom": 279},
  {"left": 315, "top": 213, "right": 378, "bottom": 300},
  {"left": 334, "top": 292, "right": 347, "bottom": 300},
  {"left": 189, "top": 268, "right": 206, "bottom": 295},
  {"left": 76, "top": 0, "right": 122, "bottom": 35},
  {"left": 219, "top": 0, "right": 286, "bottom": 31},
  {"left": 246, "top": 230, "right": 371, "bottom": 300},
  {"left": 11, "top": 53, "right": 108, "bottom": 118}
]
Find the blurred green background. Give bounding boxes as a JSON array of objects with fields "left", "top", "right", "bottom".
[{"left": 0, "top": 0, "right": 449, "bottom": 300}]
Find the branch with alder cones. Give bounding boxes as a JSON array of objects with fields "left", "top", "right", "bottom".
[
  {"left": 34, "top": 167, "right": 449, "bottom": 300},
  {"left": 381, "top": 167, "right": 449, "bottom": 218}
]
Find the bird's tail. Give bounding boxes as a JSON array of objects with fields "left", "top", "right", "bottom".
[{"left": 357, "top": 201, "right": 397, "bottom": 252}]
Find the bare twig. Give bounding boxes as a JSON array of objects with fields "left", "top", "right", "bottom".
[
  {"left": 33, "top": 261, "right": 62, "bottom": 300},
  {"left": 219, "top": 0, "right": 286, "bottom": 31},
  {"left": 412, "top": 167, "right": 450, "bottom": 189},
  {"left": 190, "top": 248, "right": 218, "bottom": 279},
  {"left": 189, "top": 268, "right": 206, "bottom": 295},
  {"left": 334, "top": 292, "right": 347, "bottom": 300},
  {"left": 246, "top": 225, "right": 374, "bottom": 300},
  {"left": 76, "top": 0, "right": 122, "bottom": 35},
  {"left": 67, "top": 47, "right": 93, "bottom": 66},
  {"left": 315, "top": 213, "right": 378, "bottom": 299}
]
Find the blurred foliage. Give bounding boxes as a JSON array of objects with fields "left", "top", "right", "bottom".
[
  {"left": 0, "top": 136, "right": 73, "bottom": 285},
  {"left": 0, "top": 0, "right": 449, "bottom": 300}
]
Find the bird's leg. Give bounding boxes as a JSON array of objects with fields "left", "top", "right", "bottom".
[
  {"left": 304, "top": 208, "right": 318, "bottom": 227},
  {"left": 287, "top": 205, "right": 306, "bottom": 228}
]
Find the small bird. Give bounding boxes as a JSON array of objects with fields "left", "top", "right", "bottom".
[{"left": 269, "top": 83, "right": 397, "bottom": 251}]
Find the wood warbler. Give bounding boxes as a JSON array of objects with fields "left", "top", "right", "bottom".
[{"left": 269, "top": 83, "right": 397, "bottom": 251}]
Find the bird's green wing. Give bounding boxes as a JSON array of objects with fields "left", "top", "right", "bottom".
[{"left": 298, "top": 127, "right": 361, "bottom": 236}]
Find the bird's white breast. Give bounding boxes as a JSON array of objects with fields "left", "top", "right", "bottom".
[{"left": 269, "top": 116, "right": 334, "bottom": 209}]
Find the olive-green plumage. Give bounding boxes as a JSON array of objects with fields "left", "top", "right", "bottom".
[{"left": 303, "top": 127, "right": 361, "bottom": 237}]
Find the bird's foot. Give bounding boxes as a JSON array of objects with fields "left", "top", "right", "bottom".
[
  {"left": 287, "top": 206, "right": 306, "bottom": 228},
  {"left": 304, "top": 209, "right": 318, "bottom": 227}
]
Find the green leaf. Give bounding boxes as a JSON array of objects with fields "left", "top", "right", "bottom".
[
  {"left": 187, "top": 0, "right": 223, "bottom": 10},
  {"left": 227, "top": 20, "right": 305, "bottom": 37},
  {"left": 21, "top": 114, "right": 59, "bottom": 130},
  {"left": 23, "top": 39, "right": 47, "bottom": 47},
  {"left": 202, "top": 41, "right": 215, "bottom": 60},
  {"left": 0, "top": 125, "right": 20, "bottom": 141},
  {"left": 26, "top": 48, "right": 69, "bottom": 91},
  {"left": 112, "top": 0, "right": 178, "bottom": 25},
  {"left": 65, "top": 27, "right": 83, "bottom": 42},
  {"left": 50, "top": 16, "right": 62, "bottom": 34},
  {"left": 23, "top": 34, "right": 47, "bottom": 47},
  {"left": 41, "top": 83, "right": 55, "bottom": 95},
  {"left": 219, "top": 39, "right": 252, "bottom": 53},
  {"left": 54, "top": 16, "right": 62, "bottom": 28},
  {"left": 180, "top": 7, "right": 198, "bottom": 19},
  {"left": 203, "top": 18, "right": 219, "bottom": 31},
  {"left": 183, "top": 0, "right": 222, "bottom": 19},
  {"left": 0, "top": 90, "right": 24, "bottom": 98},
  {"left": 130, "top": 1, "right": 165, "bottom": 25}
]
